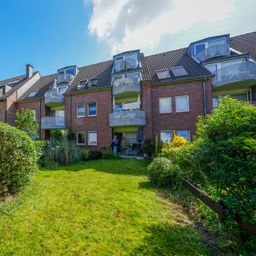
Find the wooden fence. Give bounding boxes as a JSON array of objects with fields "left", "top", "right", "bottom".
[{"left": 182, "top": 179, "right": 256, "bottom": 236}]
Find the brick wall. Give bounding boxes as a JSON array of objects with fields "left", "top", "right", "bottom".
[
  {"left": 68, "top": 89, "right": 112, "bottom": 151},
  {"left": 0, "top": 100, "right": 6, "bottom": 122},
  {"left": 142, "top": 79, "right": 212, "bottom": 140}
]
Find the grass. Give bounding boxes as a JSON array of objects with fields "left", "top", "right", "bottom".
[{"left": 0, "top": 159, "right": 209, "bottom": 255}]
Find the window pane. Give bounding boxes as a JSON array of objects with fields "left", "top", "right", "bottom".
[
  {"left": 176, "top": 96, "right": 189, "bottom": 112},
  {"left": 212, "top": 97, "right": 219, "bottom": 108},
  {"left": 77, "top": 103, "right": 85, "bottom": 117},
  {"left": 88, "top": 103, "right": 97, "bottom": 116},
  {"left": 77, "top": 132, "right": 85, "bottom": 145},
  {"left": 160, "top": 130, "right": 173, "bottom": 143},
  {"left": 195, "top": 43, "right": 205, "bottom": 54},
  {"left": 88, "top": 132, "right": 97, "bottom": 145},
  {"left": 176, "top": 130, "right": 190, "bottom": 141},
  {"left": 159, "top": 97, "right": 172, "bottom": 113}
]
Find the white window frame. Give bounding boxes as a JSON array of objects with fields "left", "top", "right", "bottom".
[
  {"left": 88, "top": 131, "right": 97, "bottom": 146},
  {"left": 76, "top": 132, "right": 86, "bottom": 145},
  {"left": 160, "top": 130, "right": 173, "bottom": 143},
  {"left": 77, "top": 103, "right": 85, "bottom": 118},
  {"left": 159, "top": 97, "right": 172, "bottom": 114},
  {"left": 175, "top": 95, "right": 189, "bottom": 112},
  {"left": 87, "top": 102, "right": 97, "bottom": 117}
]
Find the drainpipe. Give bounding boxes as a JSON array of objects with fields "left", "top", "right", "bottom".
[
  {"left": 69, "top": 95, "right": 72, "bottom": 129},
  {"left": 203, "top": 76, "right": 207, "bottom": 116},
  {"left": 39, "top": 100, "right": 41, "bottom": 140}
]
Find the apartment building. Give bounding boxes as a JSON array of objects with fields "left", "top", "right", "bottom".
[{"left": 1, "top": 32, "right": 255, "bottom": 154}]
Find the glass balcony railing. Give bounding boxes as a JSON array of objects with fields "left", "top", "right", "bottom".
[
  {"left": 195, "top": 44, "right": 230, "bottom": 62},
  {"left": 212, "top": 62, "right": 256, "bottom": 87},
  {"left": 109, "top": 109, "right": 146, "bottom": 127},
  {"left": 41, "top": 116, "right": 66, "bottom": 129},
  {"left": 112, "top": 77, "right": 141, "bottom": 95},
  {"left": 45, "top": 86, "right": 67, "bottom": 106}
]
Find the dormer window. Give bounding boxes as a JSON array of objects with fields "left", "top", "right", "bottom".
[
  {"left": 88, "top": 79, "right": 98, "bottom": 88},
  {"left": 57, "top": 66, "right": 78, "bottom": 83},
  {"left": 113, "top": 51, "right": 140, "bottom": 73},
  {"left": 156, "top": 69, "right": 171, "bottom": 80},
  {"left": 77, "top": 80, "right": 88, "bottom": 89}
]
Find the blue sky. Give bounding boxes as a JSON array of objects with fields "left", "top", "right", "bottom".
[{"left": 0, "top": 0, "right": 256, "bottom": 79}]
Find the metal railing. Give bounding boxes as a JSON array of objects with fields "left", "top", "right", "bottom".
[
  {"left": 109, "top": 109, "right": 146, "bottom": 127},
  {"left": 212, "top": 61, "right": 256, "bottom": 87},
  {"left": 41, "top": 116, "right": 66, "bottom": 129}
]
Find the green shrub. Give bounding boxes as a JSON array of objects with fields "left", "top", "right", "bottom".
[
  {"left": 50, "top": 129, "right": 62, "bottom": 140},
  {"left": 81, "top": 149, "right": 90, "bottom": 161},
  {"left": 188, "top": 98, "right": 256, "bottom": 223},
  {"left": 147, "top": 157, "right": 181, "bottom": 187},
  {"left": 142, "top": 139, "right": 154, "bottom": 157},
  {"left": 34, "top": 141, "right": 47, "bottom": 161},
  {"left": 101, "top": 148, "right": 115, "bottom": 159},
  {"left": 67, "top": 129, "right": 76, "bottom": 141},
  {"left": 89, "top": 150, "right": 102, "bottom": 160},
  {"left": 15, "top": 109, "right": 39, "bottom": 139},
  {"left": 0, "top": 122, "right": 37, "bottom": 196}
]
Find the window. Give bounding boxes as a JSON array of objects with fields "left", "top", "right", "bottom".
[
  {"left": 88, "top": 79, "right": 98, "bottom": 87},
  {"left": 212, "top": 97, "right": 219, "bottom": 108},
  {"left": 159, "top": 97, "right": 172, "bottom": 114},
  {"left": 28, "top": 90, "right": 38, "bottom": 97},
  {"left": 115, "top": 56, "right": 125, "bottom": 72},
  {"left": 77, "top": 80, "right": 88, "bottom": 89},
  {"left": 88, "top": 131, "right": 97, "bottom": 146},
  {"left": 88, "top": 103, "right": 97, "bottom": 116},
  {"left": 125, "top": 52, "right": 138, "bottom": 69},
  {"left": 77, "top": 132, "right": 86, "bottom": 145},
  {"left": 77, "top": 103, "right": 85, "bottom": 117},
  {"left": 171, "top": 66, "right": 188, "bottom": 77},
  {"left": 176, "top": 130, "right": 190, "bottom": 141},
  {"left": 156, "top": 69, "right": 171, "bottom": 80},
  {"left": 175, "top": 95, "right": 189, "bottom": 112},
  {"left": 160, "top": 130, "right": 173, "bottom": 143},
  {"left": 194, "top": 43, "right": 206, "bottom": 55}
]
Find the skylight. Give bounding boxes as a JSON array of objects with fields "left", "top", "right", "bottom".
[
  {"left": 77, "top": 80, "right": 88, "bottom": 89},
  {"left": 156, "top": 69, "right": 171, "bottom": 80},
  {"left": 88, "top": 79, "right": 98, "bottom": 87},
  {"left": 171, "top": 66, "right": 188, "bottom": 77},
  {"left": 28, "top": 90, "right": 38, "bottom": 97}
]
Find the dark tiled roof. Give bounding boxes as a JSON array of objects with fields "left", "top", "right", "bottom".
[
  {"left": 67, "top": 60, "right": 112, "bottom": 93},
  {"left": 18, "top": 74, "right": 56, "bottom": 101},
  {"left": 0, "top": 75, "right": 30, "bottom": 100},
  {"left": 230, "top": 32, "right": 256, "bottom": 60},
  {"left": 143, "top": 48, "right": 211, "bottom": 83}
]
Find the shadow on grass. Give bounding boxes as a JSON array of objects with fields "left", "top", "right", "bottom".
[
  {"left": 130, "top": 223, "right": 208, "bottom": 256},
  {"left": 41, "top": 158, "right": 150, "bottom": 176}
]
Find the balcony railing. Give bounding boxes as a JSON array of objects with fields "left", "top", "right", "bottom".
[
  {"left": 41, "top": 116, "right": 66, "bottom": 129},
  {"left": 212, "top": 62, "right": 256, "bottom": 87},
  {"left": 45, "top": 86, "right": 67, "bottom": 106},
  {"left": 109, "top": 109, "right": 146, "bottom": 127},
  {"left": 113, "top": 77, "right": 141, "bottom": 95},
  {"left": 195, "top": 44, "right": 229, "bottom": 62}
]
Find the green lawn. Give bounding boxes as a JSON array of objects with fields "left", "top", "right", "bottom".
[{"left": 0, "top": 159, "right": 209, "bottom": 255}]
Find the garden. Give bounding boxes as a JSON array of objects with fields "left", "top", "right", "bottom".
[{"left": 0, "top": 97, "right": 255, "bottom": 255}]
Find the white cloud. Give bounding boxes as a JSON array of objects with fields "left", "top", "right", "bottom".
[{"left": 87, "top": 0, "right": 235, "bottom": 54}]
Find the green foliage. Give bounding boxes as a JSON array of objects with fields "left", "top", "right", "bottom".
[
  {"left": 153, "top": 135, "right": 163, "bottom": 156},
  {"left": 147, "top": 157, "right": 181, "bottom": 187},
  {"left": 67, "top": 129, "right": 76, "bottom": 141},
  {"left": 15, "top": 109, "right": 39, "bottom": 139},
  {"left": 34, "top": 141, "right": 47, "bottom": 161},
  {"left": 40, "top": 139, "right": 81, "bottom": 167},
  {"left": 81, "top": 149, "right": 90, "bottom": 161},
  {"left": 187, "top": 98, "right": 256, "bottom": 223},
  {"left": 0, "top": 122, "right": 37, "bottom": 196},
  {"left": 50, "top": 129, "right": 62, "bottom": 140},
  {"left": 101, "top": 147, "right": 115, "bottom": 159},
  {"left": 89, "top": 150, "right": 102, "bottom": 160}
]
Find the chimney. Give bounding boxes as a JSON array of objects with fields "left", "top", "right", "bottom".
[{"left": 26, "top": 64, "right": 33, "bottom": 79}]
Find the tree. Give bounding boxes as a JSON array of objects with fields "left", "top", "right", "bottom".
[{"left": 16, "top": 109, "right": 39, "bottom": 140}]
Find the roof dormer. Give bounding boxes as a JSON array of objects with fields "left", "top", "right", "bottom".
[{"left": 57, "top": 65, "right": 78, "bottom": 84}]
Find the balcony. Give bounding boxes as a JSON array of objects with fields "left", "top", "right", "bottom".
[
  {"left": 212, "top": 62, "right": 256, "bottom": 88},
  {"left": 113, "top": 77, "right": 141, "bottom": 96},
  {"left": 45, "top": 86, "right": 67, "bottom": 106},
  {"left": 109, "top": 109, "right": 146, "bottom": 127},
  {"left": 41, "top": 116, "right": 66, "bottom": 129}
]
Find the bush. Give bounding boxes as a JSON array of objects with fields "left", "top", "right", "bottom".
[
  {"left": 142, "top": 139, "right": 154, "bottom": 157},
  {"left": 101, "top": 148, "right": 115, "bottom": 159},
  {"left": 160, "top": 136, "right": 189, "bottom": 161},
  {"left": 34, "top": 141, "right": 47, "bottom": 161},
  {"left": 89, "top": 150, "right": 102, "bottom": 160},
  {"left": 81, "top": 149, "right": 90, "bottom": 161},
  {"left": 147, "top": 157, "right": 181, "bottom": 187},
  {"left": 50, "top": 129, "right": 62, "bottom": 140},
  {"left": 0, "top": 122, "right": 37, "bottom": 196},
  {"left": 188, "top": 98, "right": 256, "bottom": 223},
  {"left": 40, "top": 139, "right": 81, "bottom": 167}
]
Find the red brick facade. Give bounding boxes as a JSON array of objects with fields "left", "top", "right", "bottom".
[
  {"left": 142, "top": 79, "right": 212, "bottom": 140},
  {"left": 68, "top": 89, "right": 112, "bottom": 150}
]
